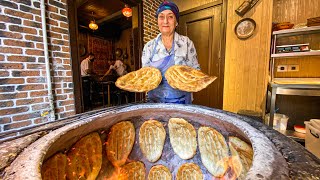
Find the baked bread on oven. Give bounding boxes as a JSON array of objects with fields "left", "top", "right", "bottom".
[
  {"left": 139, "top": 120, "right": 166, "bottom": 162},
  {"left": 66, "top": 132, "right": 102, "bottom": 180},
  {"left": 228, "top": 136, "right": 253, "bottom": 179},
  {"left": 118, "top": 161, "right": 146, "bottom": 180},
  {"left": 41, "top": 153, "right": 67, "bottom": 180},
  {"left": 176, "top": 163, "right": 203, "bottom": 180},
  {"left": 106, "top": 121, "right": 135, "bottom": 167},
  {"left": 168, "top": 118, "right": 197, "bottom": 159},
  {"left": 115, "top": 67, "right": 162, "bottom": 92},
  {"left": 198, "top": 126, "right": 229, "bottom": 177},
  {"left": 148, "top": 165, "right": 172, "bottom": 180},
  {"left": 165, "top": 65, "right": 217, "bottom": 92}
]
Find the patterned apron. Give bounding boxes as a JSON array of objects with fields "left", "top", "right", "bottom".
[{"left": 148, "top": 35, "right": 191, "bottom": 104}]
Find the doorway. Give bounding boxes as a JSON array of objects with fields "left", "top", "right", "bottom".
[
  {"left": 67, "top": 0, "right": 143, "bottom": 113},
  {"left": 179, "top": 1, "right": 226, "bottom": 109}
]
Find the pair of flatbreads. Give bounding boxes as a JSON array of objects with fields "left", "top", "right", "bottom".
[
  {"left": 115, "top": 65, "right": 216, "bottom": 93},
  {"left": 41, "top": 132, "right": 103, "bottom": 180}
]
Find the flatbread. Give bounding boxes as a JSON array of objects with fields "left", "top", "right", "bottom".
[
  {"left": 148, "top": 165, "right": 172, "bottom": 180},
  {"left": 198, "top": 126, "right": 229, "bottom": 177},
  {"left": 106, "top": 121, "right": 135, "bottom": 167},
  {"left": 118, "top": 161, "right": 146, "bottom": 180},
  {"left": 139, "top": 120, "right": 166, "bottom": 162},
  {"left": 41, "top": 153, "right": 67, "bottom": 180},
  {"left": 229, "top": 136, "right": 253, "bottom": 180},
  {"left": 66, "top": 132, "right": 102, "bottom": 180},
  {"left": 168, "top": 118, "right": 197, "bottom": 159},
  {"left": 115, "top": 67, "right": 162, "bottom": 92},
  {"left": 176, "top": 163, "right": 203, "bottom": 180},
  {"left": 165, "top": 65, "right": 217, "bottom": 92}
]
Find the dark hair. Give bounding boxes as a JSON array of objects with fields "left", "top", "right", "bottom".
[{"left": 88, "top": 52, "right": 94, "bottom": 56}]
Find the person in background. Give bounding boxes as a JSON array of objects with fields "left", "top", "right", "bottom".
[
  {"left": 81, "top": 53, "right": 95, "bottom": 76},
  {"left": 100, "top": 59, "right": 128, "bottom": 80},
  {"left": 141, "top": 1, "right": 200, "bottom": 104},
  {"left": 80, "top": 53, "right": 95, "bottom": 111}
]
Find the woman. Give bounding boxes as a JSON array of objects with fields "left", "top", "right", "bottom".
[{"left": 142, "top": 1, "right": 200, "bottom": 104}]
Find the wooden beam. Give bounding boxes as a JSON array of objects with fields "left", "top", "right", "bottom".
[
  {"left": 119, "top": 0, "right": 141, "bottom": 6},
  {"left": 76, "top": 0, "right": 89, "bottom": 8},
  {"left": 96, "top": 11, "right": 122, "bottom": 24}
]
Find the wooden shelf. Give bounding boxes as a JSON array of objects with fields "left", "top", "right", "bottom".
[
  {"left": 273, "top": 26, "right": 320, "bottom": 37},
  {"left": 271, "top": 50, "right": 320, "bottom": 58}
]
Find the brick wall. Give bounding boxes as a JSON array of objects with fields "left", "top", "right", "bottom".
[
  {"left": 142, "top": 0, "right": 162, "bottom": 44},
  {"left": 0, "top": 0, "right": 75, "bottom": 132}
]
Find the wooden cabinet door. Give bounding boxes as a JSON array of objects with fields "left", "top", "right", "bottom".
[{"left": 179, "top": 4, "right": 223, "bottom": 109}]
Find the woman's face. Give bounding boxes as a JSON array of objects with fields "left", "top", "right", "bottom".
[{"left": 157, "top": 10, "right": 177, "bottom": 35}]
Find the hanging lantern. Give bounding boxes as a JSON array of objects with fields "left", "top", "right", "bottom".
[
  {"left": 122, "top": 4, "right": 132, "bottom": 18},
  {"left": 88, "top": 12, "right": 98, "bottom": 31}
]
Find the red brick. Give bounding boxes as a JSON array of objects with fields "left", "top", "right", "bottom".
[
  {"left": 27, "top": 63, "right": 45, "bottom": 69},
  {"left": 63, "top": 89, "right": 73, "bottom": 93},
  {"left": 12, "top": 0, "right": 31, "bottom": 6},
  {"left": 16, "top": 97, "right": 44, "bottom": 106},
  {"left": 20, "top": 5, "right": 40, "bottom": 15},
  {"left": 49, "top": 0, "right": 66, "bottom": 9},
  {"left": 7, "top": 55, "right": 36, "bottom": 62},
  {"left": 0, "top": 107, "right": 29, "bottom": 116},
  {"left": 12, "top": 112, "right": 41, "bottom": 121},
  {"left": 0, "top": 71, "right": 10, "bottom": 77},
  {"left": 59, "top": 111, "right": 75, "bottom": 118},
  {"left": 0, "top": 63, "right": 24, "bottom": 69},
  {"left": 0, "top": 78, "right": 25, "bottom": 85},
  {"left": 55, "top": 107, "right": 64, "bottom": 113},
  {"left": 30, "top": 90, "right": 47, "bottom": 97},
  {"left": 63, "top": 35, "right": 69, "bottom": 40},
  {"left": 36, "top": 43, "right": 44, "bottom": 49},
  {"left": 0, "top": 15, "right": 21, "bottom": 24},
  {"left": 0, "top": 92, "right": 28, "bottom": 100},
  {"left": 4, "top": 39, "right": 34, "bottom": 48},
  {"left": 68, "top": 94, "right": 74, "bottom": 99},
  {"left": 4, "top": 9, "right": 33, "bottom": 20},
  {"left": 48, "top": 45, "right": 61, "bottom": 51},
  {"left": 65, "top": 105, "right": 74, "bottom": 111},
  {"left": 32, "top": 103, "right": 50, "bottom": 111},
  {"left": 0, "top": 117, "right": 11, "bottom": 124},
  {"left": 50, "top": 13, "right": 67, "bottom": 22},
  {"left": 16, "top": 84, "right": 44, "bottom": 91},
  {"left": 62, "top": 47, "right": 70, "bottom": 53},
  {"left": 0, "top": 55, "right": 4, "bottom": 61},
  {"left": 51, "top": 26, "right": 68, "bottom": 34},
  {"left": 58, "top": 99, "right": 74, "bottom": 106},
  {"left": 34, "top": 117, "right": 49, "bottom": 124},
  {"left": 53, "top": 52, "right": 70, "bottom": 58},
  {"left": 12, "top": 71, "right": 40, "bottom": 77},
  {"left": 23, "top": 19, "right": 42, "bottom": 28},
  {"left": 0, "top": 47, "right": 23, "bottom": 54},
  {"left": 25, "top": 49, "right": 44, "bottom": 56},
  {"left": 4, "top": 120, "right": 32, "bottom": 130},
  {"left": 60, "top": 22, "right": 68, "bottom": 29},
  {"left": 47, "top": 18, "right": 59, "bottom": 26},
  {"left": 35, "top": 15, "right": 41, "bottom": 22},
  {"left": 47, "top": 6, "right": 58, "bottom": 13},
  {"left": 0, "top": 1, "right": 18, "bottom": 9},
  {"left": 0, "top": 86, "right": 15, "bottom": 92},
  {"left": 52, "top": 39, "right": 69, "bottom": 46},
  {"left": 25, "top": 35, "right": 43, "bottom": 42},
  {"left": 9, "top": 25, "right": 37, "bottom": 35},
  {"left": 27, "top": 77, "right": 46, "bottom": 83},
  {"left": 66, "top": 71, "right": 72, "bottom": 76},
  {"left": 0, "top": 30, "right": 23, "bottom": 39},
  {"left": 55, "top": 94, "right": 67, "bottom": 100},
  {"left": 47, "top": 32, "right": 62, "bottom": 39},
  {"left": 0, "top": 100, "right": 14, "bottom": 108}
]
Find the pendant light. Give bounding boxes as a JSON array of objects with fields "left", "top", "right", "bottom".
[
  {"left": 89, "top": 12, "right": 98, "bottom": 31},
  {"left": 122, "top": 4, "right": 132, "bottom": 18}
]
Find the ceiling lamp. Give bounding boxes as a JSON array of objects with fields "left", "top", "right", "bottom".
[
  {"left": 122, "top": 4, "right": 132, "bottom": 18},
  {"left": 88, "top": 12, "right": 98, "bottom": 31}
]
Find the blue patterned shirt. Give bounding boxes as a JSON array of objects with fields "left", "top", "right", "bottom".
[{"left": 142, "top": 32, "right": 200, "bottom": 70}]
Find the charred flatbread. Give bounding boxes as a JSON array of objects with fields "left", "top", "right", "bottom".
[
  {"left": 106, "top": 121, "right": 135, "bottom": 167},
  {"left": 198, "top": 126, "right": 229, "bottom": 177},
  {"left": 66, "top": 132, "right": 102, "bottom": 180},
  {"left": 165, "top": 65, "right": 216, "bottom": 92},
  {"left": 139, "top": 120, "right": 166, "bottom": 162},
  {"left": 168, "top": 118, "right": 197, "bottom": 159},
  {"left": 148, "top": 165, "right": 172, "bottom": 180},
  {"left": 115, "top": 67, "right": 162, "bottom": 92},
  {"left": 118, "top": 161, "right": 146, "bottom": 180},
  {"left": 176, "top": 163, "right": 203, "bottom": 180},
  {"left": 229, "top": 136, "right": 253, "bottom": 179},
  {"left": 41, "top": 153, "right": 67, "bottom": 180}
]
